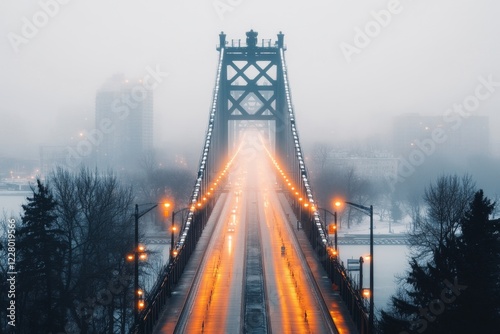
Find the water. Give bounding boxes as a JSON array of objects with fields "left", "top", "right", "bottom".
[
  {"left": 0, "top": 191, "right": 30, "bottom": 218},
  {"left": 339, "top": 244, "right": 410, "bottom": 313}
]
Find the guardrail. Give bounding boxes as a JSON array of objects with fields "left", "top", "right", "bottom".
[
  {"left": 130, "top": 202, "right": 212, "bottom": 333},
  {"left": 325, "top": 253, "right": 369, "bottom": 333}
]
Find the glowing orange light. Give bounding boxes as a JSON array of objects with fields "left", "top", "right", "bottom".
[
  {"left": 126, "top": 254, "right": 134, "bottom": 261},
  {"left": 139, "top": 253, "right": 147, "bottom": 261}
]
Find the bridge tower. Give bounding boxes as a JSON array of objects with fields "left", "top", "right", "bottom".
[{"left": 214, "top": 30, "right": 290, "bottom": 167}]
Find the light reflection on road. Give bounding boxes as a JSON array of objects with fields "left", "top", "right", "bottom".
[
  {"left": 257, "top": 164, "right": 332, "bottom": 333},
  {"left": 175, "top": 133, "right": 340, "bottom": 333}
]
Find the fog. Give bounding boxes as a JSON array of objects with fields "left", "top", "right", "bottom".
[{"left": 1, "top": 0, "right": 499, "bottom": 161}]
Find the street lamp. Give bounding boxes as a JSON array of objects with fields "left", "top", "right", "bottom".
[
  {"left": 131, "top": 204, "right": 155, "bottom": 321},
  {"left": 345, "top": 201, "right": 374, "bottom": 334},
  {"left": 359, "top": 256, "right": 364, "bottom": 298},
  {"left": 299, "top": 197, "right": 303, "bottom": 212},
  {"left": 171, "top": 207, "right": 190, "bottom": 263},
  {"left": 319, "top": 200, "right": 342, "bottom": 251},
  {"left": 317, "top": 207, "right": 336, "bottom": 250},
  {"left": 130, "top": 202, "right": 170, "bottom": 322}
]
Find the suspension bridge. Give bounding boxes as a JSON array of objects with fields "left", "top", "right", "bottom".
[{"left": 131, "top": 31, "right": 373, "bottom": 334}]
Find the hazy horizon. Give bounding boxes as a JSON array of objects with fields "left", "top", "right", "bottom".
[{"left": 1, "top": 0, "right": 499, "bottom": 161}]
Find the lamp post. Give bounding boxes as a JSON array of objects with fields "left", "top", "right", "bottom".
[
  {"left": 318, "top": 201, "right": 341, "bottom": 251},
  {"left": 298, "top": 197, "right": 303, "bottom": 222},
  {"left": 359, "top": 256, "right": 364, "bottom": 298},
  {"left": 334, "top": 211, "right": 338, "bottom": 252},
  {"left": 317, "top": 207, "right": 337, "bottom": 250},
  {"left": 171, "top": 207, "right": 189, "bottom": 263},
  {"left": 346, "top": 201, "right": 374, "bottom": 334},
  {"left": 132, "top": 203, "right": 160, "bottom": 322}
]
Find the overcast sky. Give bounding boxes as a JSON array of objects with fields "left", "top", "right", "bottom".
[{"left": 1, "top": 0, "right": 499, "bottom": 160}]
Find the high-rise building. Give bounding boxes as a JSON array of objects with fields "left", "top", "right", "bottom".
[{"left": 95, "top": 74, "right": 153, "bottom": 170}]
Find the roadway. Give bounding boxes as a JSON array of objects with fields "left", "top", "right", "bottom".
[
  {"left": 257, "top": 164, "right": 337, "bottom": 333},
  {"left": 165, "top": 144, "right": 338, "bottom": 333},
  {"left": 174, "top": 180, "right": 246, "bottom": 333}
]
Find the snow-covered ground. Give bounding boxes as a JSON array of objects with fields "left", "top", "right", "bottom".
[{"left": 337, "top": 214, "right": 413, "bottom": 236}]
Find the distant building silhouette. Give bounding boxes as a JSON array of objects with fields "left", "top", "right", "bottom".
[
  {"left": 39, "top": 145, "right": 69, "bottom": 178},
  {"left": 327, "top": 151, "right": 399, "bottom": 183},
  {"left": 95, "top": 74, "right": 153, "bottom": 170},
  {"left": 393, "top": 113, "right": 489, "bottom": 161}
]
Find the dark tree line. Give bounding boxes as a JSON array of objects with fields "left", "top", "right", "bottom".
[
  {"left": 311, "top": 163, "right": 400, "bottom": 228},
  {"left": 0, "top": 163, "right": 195, "bottom": 333},
  {"left": 379, "top": 175, "right": 500, "bottom": 333},
  {"left": 1, "top": 168, "right": 135, "bottom": 334},
  {"left": 51, "top": 167, "right": 135, "bottom": 334}
]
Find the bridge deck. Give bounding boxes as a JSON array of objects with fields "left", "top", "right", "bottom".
[
  {"left": 278, "top": 193, "right": 359, "bottom": 334},
  {"left": 152, "top": 193, "right": 229, "bottom": 333},
  {"left": 152, "top": 191, "right": 358, "bottom": 333}
]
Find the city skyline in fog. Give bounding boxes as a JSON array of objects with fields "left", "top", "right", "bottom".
[{"left": 1, "top": 0, "right": 500, "bottom": 161}]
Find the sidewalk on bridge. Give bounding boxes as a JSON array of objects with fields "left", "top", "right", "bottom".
[
  {"left": 279, "top": 194, "right": 359, "bottom": 334},
  {"left": 152, "top": 194, "right": 228, "bottom": 334}
]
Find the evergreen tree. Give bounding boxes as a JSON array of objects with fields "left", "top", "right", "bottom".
[
  {"left": 17, "top": 179, "right": 66, "bottom": 333},
  {"left": 453, "top": 190, "right": 500, "bottom": 332},
  {"left": 379, "top": 240, "right": 462, "bottom": 333},
  {"left": 379, "top": 189, "right": 500, "bottom": 333}
]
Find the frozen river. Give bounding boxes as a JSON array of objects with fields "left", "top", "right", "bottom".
[
  {"left": 0, "top": 191, "right": 30, "bottom": 218},
  {"left": 339, "top": 243, "right": 411, "bottom": 314}
]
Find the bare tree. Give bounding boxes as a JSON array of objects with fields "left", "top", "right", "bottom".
[
  {"left": 312, "top": 164, "right": 376, "bottom": 229},
  {"left": 409, "top": 174, "right": 476, "bottom": 260},
  {"left": 51, "top": 167, "right": 134, "bottom": 334},
  {"left": 132, "top": 166, "right": 194, "bottom": 228},
  {"left": 344, "top": 167, "right": 375, "bottom": 228},
  {"left": 310, "top": 142, "right": 333, "bottom": 173},
  {"left": 403, "top": 192, "right": 424, "bottom": 233}
]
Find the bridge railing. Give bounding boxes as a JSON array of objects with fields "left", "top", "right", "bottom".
[
  {"left": 130, "top": 43, "right": 227, "bottom": 334},
  {"left": 278, "top": 46, "right": 371, "bottom": 334},
  {"left": 325, "top": 251, "right": 370, "bottom": 333},
  {"left": 130, "top": 209, "right": 209, "bottom": 334}
]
